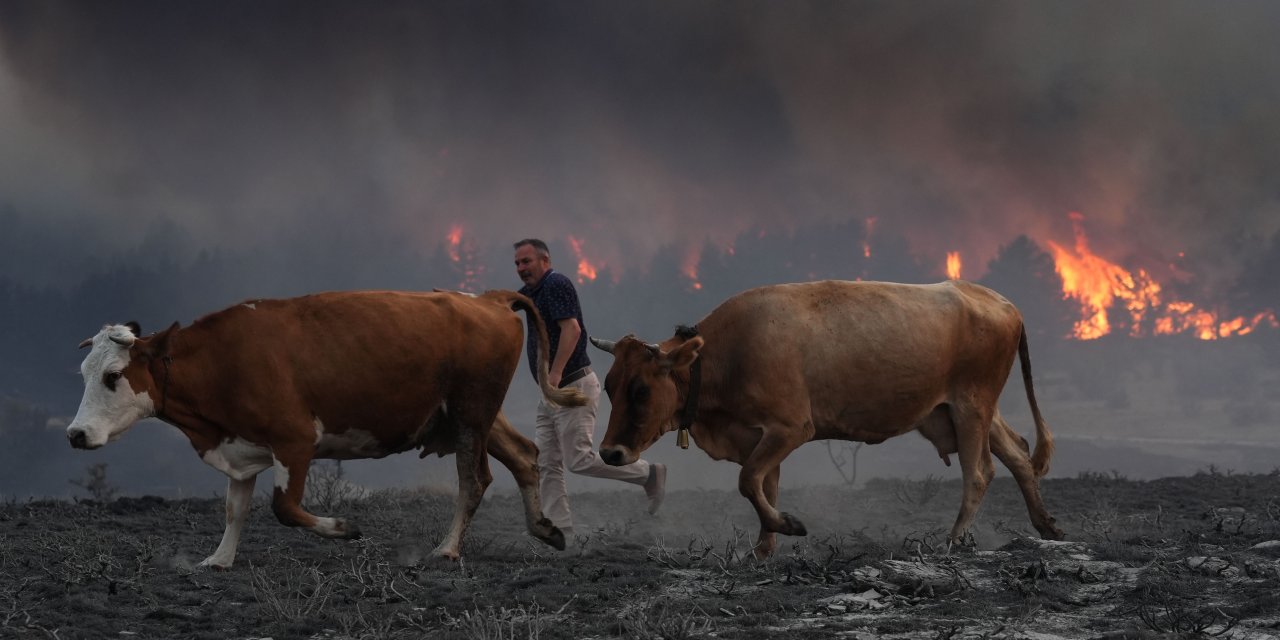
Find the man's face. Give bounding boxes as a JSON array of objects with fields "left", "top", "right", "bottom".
[{"left": 514, "top": 244, "right": 549, "bottom": 287}]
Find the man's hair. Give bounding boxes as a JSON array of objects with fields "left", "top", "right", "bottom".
[{"left": 513, "top": 238, "right": 551, "bottom": 259}]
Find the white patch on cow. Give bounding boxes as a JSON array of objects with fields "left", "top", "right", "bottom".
[
  {"left": 242, "top": 302, "right": 256, "bottom": 310},
  {"left": 201, "top": 438, "right": 272, "bottom": 481},
  {"left": 315, "top": 427, "right": 391, "bottom": 459},
  {"left": 273, "top": 455, "right": 290, "bottom": 490},
  {"left": 199, "top": 476, "right": 256, "bottom": 569},
  {"left": 312, "top": 517, "right": 345, "bottom": 537},
  {"left": 66, "top": 326, "right": 156, "bottom": 449}
]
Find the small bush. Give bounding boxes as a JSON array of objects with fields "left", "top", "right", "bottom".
[{"left": 70, "top": 463, "right": 118, "bottom": 503}]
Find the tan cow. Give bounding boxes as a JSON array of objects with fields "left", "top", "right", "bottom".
[
  {"left": 591, "top": 280, "right": 1064, "bottom": 556},
  {"left": 66, "top": 290, "right": 583, "bottom": 568}
]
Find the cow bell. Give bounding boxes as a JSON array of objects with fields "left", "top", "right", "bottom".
[{"left": 677, "top": 427, "right": 689, "bottom": 449}]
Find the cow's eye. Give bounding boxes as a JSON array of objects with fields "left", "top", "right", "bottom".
[
  {"left": 103, "top": 371, "right": 122, "bottom": 391},
  {"left": 632, "top": 384, "right": 650, "bottom": 403}
]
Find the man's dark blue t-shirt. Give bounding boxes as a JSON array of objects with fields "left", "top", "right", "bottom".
[{"left": 519, "top": 269, "right": 590, "bottom": 382}]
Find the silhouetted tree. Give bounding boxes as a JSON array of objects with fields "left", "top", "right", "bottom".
[
  {"left": 1234, "top": 229, "right": 1280, "bottom": 319},
  {"left": 979, "top": 235, "right": 1075, "bottom": 345}
]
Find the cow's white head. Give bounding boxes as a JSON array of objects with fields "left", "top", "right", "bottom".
[{"left": 67, "top": 322, "right": 176, "bottom": 449}]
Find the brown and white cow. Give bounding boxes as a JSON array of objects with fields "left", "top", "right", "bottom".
[
  {"left": 591, "top": 280, "right": 1065, "bottom": 556},
  {"left": 67, "top": 289, "right": 584, "bottom": 568}
]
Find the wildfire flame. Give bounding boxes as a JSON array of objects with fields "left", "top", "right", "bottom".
[
  {"left": 446, "top": 224, "right": 464, "bottom": 264},
  {"left": 566, "top": 235, "right": 599, "bottom": 284},
  {"left": 862, "top": 217, "right": 877, "bottom": 259},
  {"left": 444, "top": 223, "right": 483, "bottom": 292},
  {"left": 946, "top": 252, "right": 962, "bottom": 280},
  {"left": 1047, "top": 212, "right": 1277, "bottom": 340},
  {"left": 683, "top": 247, "right": 702, "bottom": 291}
]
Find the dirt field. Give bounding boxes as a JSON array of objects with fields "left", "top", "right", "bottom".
[{"left": 3, "top": 470, "right": 1279, "bottom": 639}]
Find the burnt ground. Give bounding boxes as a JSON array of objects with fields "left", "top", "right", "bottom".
[{"left": 2, "top": 469, "right": 1280, "bottom": 640}]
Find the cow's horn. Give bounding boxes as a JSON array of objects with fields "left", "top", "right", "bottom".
[
  {"left": 589, "top": 337, "right": 616, "bottom": 354},
  {"left": 109, "top": 334, "right": 136, "bottom": 347},
  {"left": 645, "top": 343, "right": 661, "bottom": 356},
  {"left": 78, "top": 337, "right": 94, "bottom": 349}
]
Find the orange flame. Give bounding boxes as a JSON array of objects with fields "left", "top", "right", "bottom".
[
  {"left": 1047, "top": 212, "right": 1277, "bottom": 340},
  {"left": 446, "top": 224, "right": 464, "bottom": 264},
  {"left": 862, "top": 217, "right": 877, "bottom": 259},
  {"left": 566, "top": 235, "right": 599, "bottom": 284},
  {"left": 682, "top": 246, "right": 702, "bottom": 291},
  {"left": 1155, "top": 303, "right": 1278, "bottom": 340},
  {"left": 444, "top": 223, "right": 483, "bottom": 292},
  {"left": 946, "top": 252, "right": 962, "bottom": 280}
]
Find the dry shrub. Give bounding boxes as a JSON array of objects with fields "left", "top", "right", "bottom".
[
  {"left": 616, "top": 599, "right": 714, "bottom": 640},
  {"left": 70, "top": 462, "right": 118, "bottom": 503},
  {"left": 443, "top": 602, "right": 547, "bottom": 640},
  {"left": 305, "top": 460, "right": 369, "bottom": 513},
  {"left": 248, "top": 555, "right": 338, "bottom": 623}
]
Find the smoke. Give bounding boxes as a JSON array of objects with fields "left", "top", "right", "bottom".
[
  {"left": 2, "top": 0, "right": 1278, "bottom": 295},
  {"left": 753, "top": 3, "right": 1280, "bottom": 275}
]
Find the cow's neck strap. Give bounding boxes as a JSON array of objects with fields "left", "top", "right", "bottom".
[
  {"left": 676, "top": 329, "right": 701, "bottom": 450},
  {"left": 156, "top": 355, "right": 173, "bottom": 420}
]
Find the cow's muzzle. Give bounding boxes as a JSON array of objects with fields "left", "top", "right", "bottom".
[
  {"left": 67, "top": 428, "right": 95, "bottom": 450},
  {"left": 600, "top": 446, "right": 634, "bottom": 467}
]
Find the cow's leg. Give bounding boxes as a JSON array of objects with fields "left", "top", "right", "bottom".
[
  {"left": 270, "top": 446, "right": 360, "bottom": 539},
  {"left": 989, "top": 412, "right": 1064, "bottom": 540},
  {"left": 753, "top": 466, "right": 782, "bottom": 558},
  {"left": 947, "top": 402, "right": 996, "bottom": 545},
  {"left": 739, "top": 424, "right": 809, "bottom": 548},
  {"left": 199, "top": 475, "right": 257, "bottom": 570},
  {"left": 433, "top": 420, "right": 494, "bottom": 560},
  {"left": 486, "top": 412, "right": 565, "bottom": 551}
]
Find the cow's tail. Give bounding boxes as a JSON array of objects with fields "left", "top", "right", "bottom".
[
  {"left": 1018, "top": 324, "right": 1054, "bottom": 478},
  {"left": 504, "top": 292, "right": 588, "bottom": 408}
]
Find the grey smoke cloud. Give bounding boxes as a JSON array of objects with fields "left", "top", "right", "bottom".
[
  {"left": 1, "top": 0, "right": 1278, "bottom": 294},
  {"left": 5, "top": 1, "right": 1280, "bottom": 500}
]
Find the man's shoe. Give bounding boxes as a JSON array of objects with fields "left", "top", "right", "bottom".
[{"left": 645, "top": 463, "right": 666, "bottom": 515}]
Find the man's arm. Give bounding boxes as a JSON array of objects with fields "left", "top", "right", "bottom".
[{"left": 549, "top": 317, "right": 581, "bottom": 388}]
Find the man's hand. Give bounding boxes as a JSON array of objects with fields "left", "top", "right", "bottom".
[{"left": 550, "top": 318, "right": 580, "bottom": 388}]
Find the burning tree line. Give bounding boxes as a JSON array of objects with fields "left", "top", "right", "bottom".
[
  {"left": 441, "top": 215, "right": 1278, "bottom": 346},
  {"left": 1, "top": 211, "right": 1277, "bottom": 413}
]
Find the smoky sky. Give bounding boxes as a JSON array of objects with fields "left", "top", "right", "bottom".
[{"left": 2, "top": 0, "right": 1280, "bottom": 294}]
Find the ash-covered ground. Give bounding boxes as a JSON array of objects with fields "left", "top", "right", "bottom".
[{"left": 3, "top": 470, "right": 1279, "bottom": 639}]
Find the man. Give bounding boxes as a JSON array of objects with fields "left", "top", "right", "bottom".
[{"left": 514, "top": 238, "right": 665, "bottom": 536}]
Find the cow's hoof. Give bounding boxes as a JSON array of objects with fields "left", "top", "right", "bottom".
[
  {"left": 313, "top": 517, "right": 361, "bottom": 539},
  {"left": 777, "top": 512, "right": 808, "bottom": 536},
  {"left": 429, "top": 546, "right": 462, "bottom": 562},
  {"left": 335, "top": 521, "right": 362, "bottom": 540},
  {"left": 946, "top": 531, "right": 978, "bottom": 552},
  {"left": 536, "top": 522, "right": 566, "bottom": 551},
  {"left": 196, "top": 557, "right": 232, "bottom": 571}
]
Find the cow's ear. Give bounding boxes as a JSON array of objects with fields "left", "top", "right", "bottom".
[
  {"left": 145, "top": 321, "right": 181, "bottom": 359},
  {"left": 660, "top": 336, "right": 703, "bottom": 372},
  {"left": 124, "top": 321, "right": 142, "bottom": 337}
]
